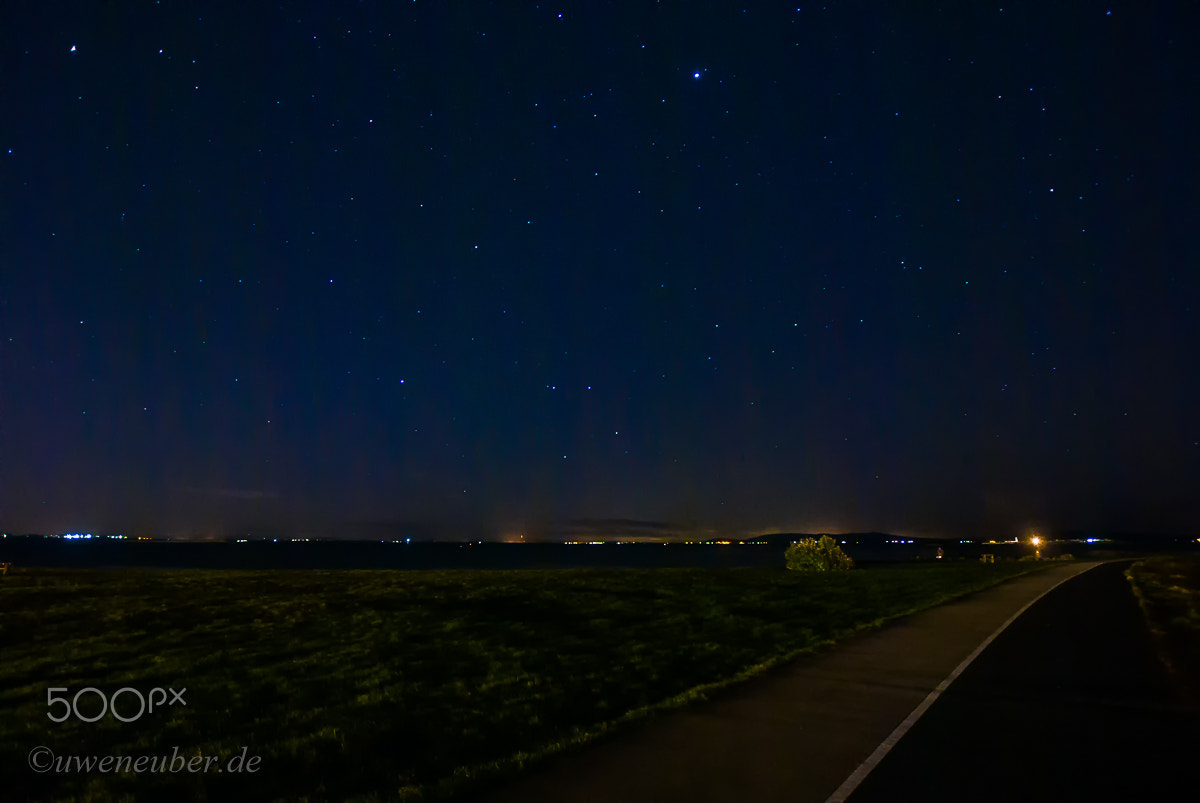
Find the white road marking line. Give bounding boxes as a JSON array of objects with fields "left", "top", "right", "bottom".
[{"left": 824, "top": 562, "right": 1104, "bottom": 803}]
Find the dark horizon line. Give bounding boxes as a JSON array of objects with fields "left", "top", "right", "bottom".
[{"left": 4, "top": 530, "right": 1197, "bottom": 544}]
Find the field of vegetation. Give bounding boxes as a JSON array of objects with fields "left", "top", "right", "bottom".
[
  {"left": 1, "top": 562, "right": 1046, "bottom": 802},
  {"left": 1126, "top": 555, "right": 1200, "bottom": 702}
]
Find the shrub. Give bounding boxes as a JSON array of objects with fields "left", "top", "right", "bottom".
[{"left": 785, "top": 535, "right": 854, "bottom": 572}]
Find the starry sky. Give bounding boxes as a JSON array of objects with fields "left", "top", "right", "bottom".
[{"left": 2, "top": 2, "right": 1197, "bottom": 541}]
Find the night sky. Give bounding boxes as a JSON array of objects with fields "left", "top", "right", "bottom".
[{"left": 2, "top": 2, "right": 1197, "bottom": 541}]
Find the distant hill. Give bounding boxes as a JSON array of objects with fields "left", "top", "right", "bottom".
[
  {"left": 746, "top": 532, "right": 904, "bottom": 546},
  {"left": 1056, "top": 530, "right": 1198, "bottom": 543}
]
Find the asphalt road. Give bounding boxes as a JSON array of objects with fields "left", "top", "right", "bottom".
[
  {"left": 845, "top": 560, "right": 1199, "bottom": 802},
  {"left": 470, "top": 562, "right": 1096, "bottom": 803}
]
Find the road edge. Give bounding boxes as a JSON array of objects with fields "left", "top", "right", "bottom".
[{"left": 823, "top": 560, "right": 1105, "bottom": 803}]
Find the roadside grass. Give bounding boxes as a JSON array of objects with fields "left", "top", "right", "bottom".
[
  {"left": 1126, "top": 555, "right": 1200, "bottom": 703},
  {"left": 1, "top": 562, "right": 1046, "bottom": 802}
]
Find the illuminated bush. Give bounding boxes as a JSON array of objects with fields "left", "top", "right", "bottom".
[{"left": 785, "top": 535, "right": 855, "bottom": 572}]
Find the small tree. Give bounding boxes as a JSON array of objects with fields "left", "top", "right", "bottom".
[{"left": 785, "top": 535, "right": 854, "bottom": 571}]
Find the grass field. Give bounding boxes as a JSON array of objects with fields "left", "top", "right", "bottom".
[
  {"left": 1, "top": 562, "right": 1047, "bottom": 802},
  {"left": 1126, "top": 554, "right": 1200, "bottom": 703}
]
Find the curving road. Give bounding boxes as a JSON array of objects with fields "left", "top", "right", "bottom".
[
  {"left": 844, "top": 560, "right": 1199, "bottom": 802},
  {"left": 471, "top": 562, "right": 1197, "bottom": 803}
]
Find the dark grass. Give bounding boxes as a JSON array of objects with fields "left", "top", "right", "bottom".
[
  {"left": 1, "top": 562, "right": 1046, "bottom": 802},
  {"left": 1126, "top": 555, "right": 1200, "bottom": 704}
]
